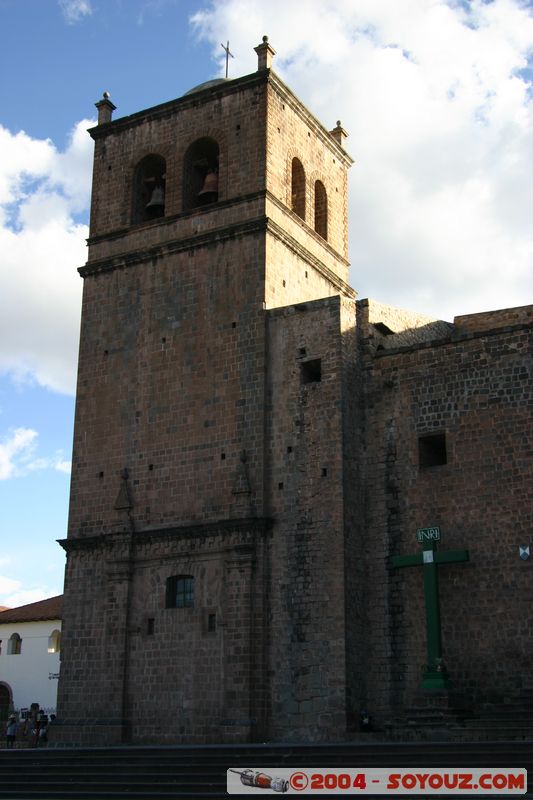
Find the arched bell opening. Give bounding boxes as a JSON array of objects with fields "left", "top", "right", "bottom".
[
  {"left": 183, "top": 138, "right": 220, "bottom": 211},
  {"left": 132, "top": 154, "right": 166, "bottom": 224},
  {"left": 314, "top": 180, "right": 328, "bottom": 240},
  {"left": 291, "top": 157, "right": 306, "bottom": 221}
]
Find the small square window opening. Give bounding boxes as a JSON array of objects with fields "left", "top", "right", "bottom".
[
  {"left": 301, "top": 359, "right": 322, "bottom": 384},
  {"left": 419, "top": 433, "right": 447, "bottom": 468}
]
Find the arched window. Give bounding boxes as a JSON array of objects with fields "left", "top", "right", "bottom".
[
  {"left": 47, "top": 629, "right": 61, "bottom": 654},
  {"left": 132, "top": 154, "right": 166, "bottom": 224},
  {"left": 291, "top": 158, "right": 306, "bottom": 221},
  {"left": 7, "top": 633, "right": 21, "bottom": 655},
  {"left": 314, "top": 180, "right": 328, "bottom": 240},
  {"left": 183, "top": 138, "right": 219, "bottom": 211},
  {"left": 0, "top": 684, "right": 11, "bottom": 721},
  {"left": 166, "top": 575, "right": 195, "bottom": 608}
]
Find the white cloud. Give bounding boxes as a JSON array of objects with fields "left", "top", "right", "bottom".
[
  {"left": 0, "top": 428, "right": 38, "bottom": 480},
  {"left": 0, "top": 120, "right": 92, "bottom": 394},
  {"left": 191, "top": 0, "right": 533, "bottom": 321},
  {"left": 136, "top": 0, "right": 174, "bottom": 26},
  {"left": 1, "top": 1, "right": 531, "bottom": 410},
  {"left": 26, "top": 453, "right": 72, "bottom": 474},
  {"left": 0, "top": 577, "right": 61, "bottom": 609},
  {"left": 58, "top": 0, "right": 93, "bottom": 24},
  {"left": 0, "top": 428, "right": 71, "bottom": 480},
  {"left": 0, "top": 575, "right": 21, "bottom": 600}
]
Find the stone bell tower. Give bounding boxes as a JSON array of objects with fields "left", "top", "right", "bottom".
[{"left": 56, "top": 38, "right": 361, "bottom": 746}]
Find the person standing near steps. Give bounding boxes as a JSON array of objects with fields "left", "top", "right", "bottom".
[{"left": 5, "top": 715, "right": 17, "bottom": 749}]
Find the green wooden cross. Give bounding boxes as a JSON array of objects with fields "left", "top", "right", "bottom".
[{"left": 391, "top": 536, "right": 469, "bottom": 689}]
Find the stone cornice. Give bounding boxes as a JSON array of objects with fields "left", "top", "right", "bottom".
[
  {"left": 87, "top": 189, "right": 350, "bottom": 272},
  {"left": 79, "top": 216, "right": 268, "bottom": 278},
  {"left": 371, "top": 320, "right": 533, "bottom": 360},
  {"left": 267, "top": 72, "right": 354, "bottom": 167},
  {"left": 58, "top": 517, "right": 273, "bottom": 553},
  {"left": 80, "top": 211, "right": 355, "bottom": 299},
  {"left": 265, "top": 216, "right": 355, "bottom": 299},
  {"left": 88, "top": 68, "right": 354, "bottom": 171},
  {"left": 86, "top": 191, "right": 265, "bottom": 248},
  {"left": 88, "top": 71, "right": 268, "bottom": 141},
  {"left": 265, "top": 189, "right": 349, "bottom": 267}
]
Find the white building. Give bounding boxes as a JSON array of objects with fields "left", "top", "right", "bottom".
[{"left": 0, "top": 596, "right": 62, "bottom": 718}]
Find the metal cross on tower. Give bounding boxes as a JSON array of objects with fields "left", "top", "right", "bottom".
[
  {"left": 221, "top": 40, "right": 235, "bottom": 79},
  {"left": 391, "top": 528, "right": 469, "bottom": 690}
]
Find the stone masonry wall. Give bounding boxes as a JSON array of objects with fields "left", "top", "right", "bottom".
[
  {"left": 69, "top": 234, "right": 268, "bottom": 539},
  {"left": 88, "top": 73, "right": 268, "bottom": 250},
  {"left": 62, "top": 217, "right": 272, "bottom": 745},
  {"left": 454, "top": 304, "right": 533, "bottom": 332},
  {"left": 264, "top": 229, "right": 353, "bottom": 311},
  {"left": 125, "top": 521, "right": 269, "bottom": 744},
  {"left": 59, "top": 43, "right": 533, "bottom": 745},
  {"left": 265, "top": 296, "right": 349, "bottom": 741},
  {"left": 57, "top": 520, "right": 269, "bottom": 745},
  {"left": 362, "top": 308, "right": 533, "bottom": 725},
  {"left": 340, "top": 296, "right": 367, "bottom": 730},
  {"left": 60, "top": 59, "right": 357, "bottom": 745},
  {"left": 265, "top": 75, "right": 351, "bottom": 268},
  {"left": 56, "top": 535, "right": 130, "bottom": 745}
]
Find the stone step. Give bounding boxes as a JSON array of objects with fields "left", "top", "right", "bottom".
[
  {"left": 6, "top": 742, "right": 533, "bottom": 759},
  {"left": 492, "top": 709, "right": 533, "bottom": 716},
  {"left": 0, "top": 742, "right": 531, "bottom": 799},
  {"left": 0, "top": 771, "right": 222, "bottom": 783},
  {"left": 468, "top": 718, "right": 533, "bottom": 725}
]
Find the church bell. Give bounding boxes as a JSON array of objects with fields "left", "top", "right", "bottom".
[
  {"left": 145, "top": 184, "right": 165, "bottom": 210},
  {"left": 198, "top": 170, "right": 218, "bottom": 203}
]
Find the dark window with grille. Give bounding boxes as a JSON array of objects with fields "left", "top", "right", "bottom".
[{"left": 166, "top": 575, "right": 194, "bottom": 608}]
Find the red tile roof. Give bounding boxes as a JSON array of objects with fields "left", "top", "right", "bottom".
[{"left": 0, "top": 595, "right": 62, "bottom": 623}]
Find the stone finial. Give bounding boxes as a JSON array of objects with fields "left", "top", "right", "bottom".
[
  {"left": 254, "top": 35, "right": 276, "bottom": 71},
  {"left": 95, "top": 92, "right": 116, "bottom": 125},
  {"left": 329, "top": 120, "right": 348, "bottom": 148}
]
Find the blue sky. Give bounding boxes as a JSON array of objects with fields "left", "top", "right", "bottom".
[
  {"left": 0, "top": 0, "right": 532, "bottom": 606},
  {"left": 0, "top": 0, "right": 213, "bottom": 146}
]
